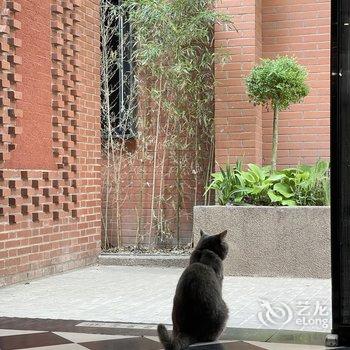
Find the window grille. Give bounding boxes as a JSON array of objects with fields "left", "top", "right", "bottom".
[{"left": 101, "top": 0, "right": 136, "bottom": 141}]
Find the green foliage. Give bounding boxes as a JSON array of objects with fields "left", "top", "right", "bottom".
[
  {"left": 119, "top": 0, "right": 233, "bottom": 244},
  {"left": 205, "top": 161, "right": 246, "bottom": 206},
  {"left": 289, "top": 161, "right": 330, "bottom": 206},
  {"left": 206, "top": 160, "right": 330, "bottom": 207},
  {"left": 245, "top": 56, "right": 310, "bottom": 171},
  {"left": 245, "top": 56, "right": 310, "bottom": 111}
]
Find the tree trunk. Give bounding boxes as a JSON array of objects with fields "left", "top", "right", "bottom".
[{"left": 271, "top": 105, "right": 279, "bottom": 172}]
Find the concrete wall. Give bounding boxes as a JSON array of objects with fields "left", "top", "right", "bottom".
[{"left": 193, "top": 206, "right": 330, "bottom": 278}]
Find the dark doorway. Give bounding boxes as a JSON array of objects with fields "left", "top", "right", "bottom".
[{"left": 331, "top": 0, "right": 350, "bottom": 344}]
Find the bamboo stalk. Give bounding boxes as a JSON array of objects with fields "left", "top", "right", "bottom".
[{"left": 148, "top": 77, "right": 163, "bottom": 247}]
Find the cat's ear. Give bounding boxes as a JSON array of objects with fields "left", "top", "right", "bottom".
[
  {"left": 200, "top": 229, "right": 205, "bottom": 237},
  {"left": 219, "top": 230, "right": 227, "bottom": 240}
]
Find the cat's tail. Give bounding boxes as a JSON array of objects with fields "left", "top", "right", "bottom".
[{"left": 157, "top": 324, "right": 191, "bottom": 350}]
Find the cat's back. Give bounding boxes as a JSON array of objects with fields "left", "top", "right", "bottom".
[
  {"left": 175, "top": 261, "right": 220, "bottom": 299},
  {"left": 168, "top": 231, "right": 229, "bottom": 343},
  {"left": 172, "top": 261, "right": 228, "bottom": 341}
]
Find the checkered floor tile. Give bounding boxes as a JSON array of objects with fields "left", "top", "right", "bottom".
[
  {"left": 0, "top": 318, "right": 340, "bottom": 349},
  {"left": 0, "top": 329, "right": 270, "bottom": 350}
]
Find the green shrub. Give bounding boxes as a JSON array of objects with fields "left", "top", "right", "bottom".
[
  {"left": 205, "top": 160, "right": 330, "bottom": 206},
  {"left": 245, "top": 56, "right": 310, "bottom": 171}
]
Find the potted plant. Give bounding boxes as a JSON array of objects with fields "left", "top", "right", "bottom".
[
  {"left": 193, "top": 57, "right": 330, "bottom": 279},
  {"left": 245, "top": 56, "right": 309, "bottom": 171}
]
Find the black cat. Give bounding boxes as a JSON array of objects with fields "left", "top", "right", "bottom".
[{"left": 158, "top": 230, "right": 229, "bottom": 350}]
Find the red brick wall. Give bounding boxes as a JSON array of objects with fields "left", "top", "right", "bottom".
[
  {"left": 214, "top": 0, "right": 330, "bottom": 168},
  {"left": 214, "top": 0, "right": 263, "bottom": 166},
  {"left": 0, "top": 0, "right": 101, "bottom": 286},
  {"left": 102, "top": 135, "right": 199, "bottom": 248},
  {"left": 262, "top": 0, "right": 330, "bottom": 167},
  {"left": 6, "top": 0, "right": 55, "bottom": 170},
  {"left": 104, "top": 0, "right": 331, "bottom": 246}
]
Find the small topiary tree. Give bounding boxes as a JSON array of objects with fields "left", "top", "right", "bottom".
[{"left": 245, "top": 56, "right": 310, "bottom": 171}]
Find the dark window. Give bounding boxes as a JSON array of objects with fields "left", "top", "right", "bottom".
[{"left": 101, "top": 0, "right": 136, "bottom": 142}]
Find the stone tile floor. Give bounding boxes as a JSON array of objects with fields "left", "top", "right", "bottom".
[
  {"left": 0, "top": 317, "right": 342, "bottom": 350},
  {"left": 0, "top": 266, "right": 331, "bottom": 333},
  {"left": 0, "top": 265, "right": 338, "bottom": 349}
]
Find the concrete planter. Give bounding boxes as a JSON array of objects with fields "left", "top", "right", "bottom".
[{"left": 193, "top": 206, "right": 330, "bottom": 279}]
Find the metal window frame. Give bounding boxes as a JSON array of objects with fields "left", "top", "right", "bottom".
[
  {"left": 103, "top": 0, "right": 136, "bottom": 141},
  {"left": 331, "top": 0, "right": 350, "bottom": 344}
]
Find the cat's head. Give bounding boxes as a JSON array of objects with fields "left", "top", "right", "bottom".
[{"left": 196, "top": 229, "right": 229, "bottom": 260}]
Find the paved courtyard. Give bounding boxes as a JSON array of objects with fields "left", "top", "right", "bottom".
[{"left": 0, "top": 265, "right": 331, "bottom": 334}]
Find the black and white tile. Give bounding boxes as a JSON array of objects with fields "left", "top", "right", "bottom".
[
  {"left": 0, "top": 328, "right": 270, "bottom": 350},
  {"left": 0, "top": 317, "right": 340, "bottom": 350}
]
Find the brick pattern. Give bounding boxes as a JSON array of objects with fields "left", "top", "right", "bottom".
[
  {"left": 214, "top": 0, "right": 263, "bottom": 166},
  {"left": 0, "top": 0, "right": 22, "bottom": 164},
  {"left": 214, "top": 0, "right": 330, "bottom": 168},
  {"left": 1, "top": 1, "right": 79, "bottom": 226},
  {"left": 262, "top": 0, "right": 330, "bottom": 167},
  {"left": 51, "top": 0, "right": 80, "bottom": 219},
  {"left": 0, "top": 169, "right": 77, "bottom": 225},
  {"left": 102, "top": 141, "right": 196, "bottom": 248},
  {"left": 75, "top": 0, "right": 101, "bottom": 235},
  {"left": 4, "top": 0, "right": 55, "bottom": 170},
  {"left": 0, "top": 0, "right": 101, "bottom": 286},
  {"left": 255, "top": 0, "right": 263, "bottom": 163},
  {"left": 106, "top": 0, "right": 331, "bottom": 245}
]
